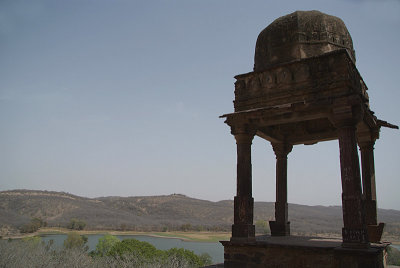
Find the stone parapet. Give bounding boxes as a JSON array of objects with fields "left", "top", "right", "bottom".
[{"left": 221, "top": 236, "right": 388, "bottom": 268}]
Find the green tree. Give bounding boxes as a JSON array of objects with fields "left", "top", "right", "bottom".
[
  {"left": 199, "top": 253, "right": 213, "bottom": 266},
  {"left": 119, "top": 223, "right": 127, "bottom": 231},
  {"left": 31, "top": 217, "right": 46, "bottom": 228},
  {"left": 180, "top": 223, "right": 192, "bottom": 232},
  {"left": 63, "top": 232, "right": 88, "bottom": 251},
  {"left": 20, "top": 222, "right": 38, "bottom": 233},
  {"left": 20, "top": 217, "right": 47, "bottom": 233},
  {"left": 255, "top": 219, "right": 270, "bottom": 234},
  {"left": 108, "top": 238, "right": 164, "bottom": 260},
  {"left": 166, "top": 247, "right": 204, "bottom": 267},
  {"left": 67, "top": 218, "right": 86, "bottom": 230},
  {"left": 388, "top": 246, "right": 400, "bottom": 266},
  {"left": 93, "top": 234, "right": 120, "bottom": 256},
  {"left": 106, "top": 238, "right": 212, "bottom": 267}
]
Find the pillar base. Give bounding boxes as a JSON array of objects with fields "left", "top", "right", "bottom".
[
  {"left": 231, "top": 224, "right": 255, "bottom": 242},
  {"left": 342, "top": 227, "right": 369, "bottom": 248},
  {"left": 269, "top": 221, "right": 290, "bottom": 236},
  {"left": 367, "top": 223, "right": 385, "bottom": 243}
]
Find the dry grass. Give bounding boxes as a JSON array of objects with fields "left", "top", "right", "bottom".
[{"left": 29, "top": 228, "right": 230, "bottom": 242}]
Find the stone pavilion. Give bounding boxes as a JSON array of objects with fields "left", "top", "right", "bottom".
[{"left": 220, "top": 10, "right": 398, "bottom": 268}]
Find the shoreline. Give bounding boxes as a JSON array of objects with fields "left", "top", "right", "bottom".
[
  {"left": 3, "top": 227, "right": 399, "bottom": 244},
  {"left": 2, "top": 227, "right": 231, "bottom": 243}
]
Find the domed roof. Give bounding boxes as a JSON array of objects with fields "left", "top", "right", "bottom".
[{"left": 254, "top": 10, "right": 355, "bottom": 72}]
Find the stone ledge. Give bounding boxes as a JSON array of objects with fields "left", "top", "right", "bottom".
[{"left": 221, "top": 235, "right": 389, "bottom": 268}]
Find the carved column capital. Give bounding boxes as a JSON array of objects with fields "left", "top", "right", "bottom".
[
  {"left": 272, "top": 142, "right": 293, "bottom": 159},
  {"left": 231, "top": 124, "right": 256, "bottom": 144},
  {"left": 358, "top": 140, "right": 375, "bottom": 151},
  {"left": 357, "top": 127, "right": 379, "bottom": 149},
  {"left": 234, "top": 133, "right": 254, "bottom": 145}
]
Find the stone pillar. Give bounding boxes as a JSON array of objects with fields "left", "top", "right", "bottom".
[
  {"left": 337, "top": 124, "right": 369, "bottom": 247},
  {"left": 269, "top": 142, "right": 293, "bottom": 236},
  {"left": 231, "top": 128, "right": 256, "bottom": 242},
  {"left": 359, "top": 140, "right": 384, "bottom": 242},
  {"left": 359, "top": 141, "right": 377, "bottom": 226}
]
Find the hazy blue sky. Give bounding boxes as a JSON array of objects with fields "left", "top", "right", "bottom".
[{"left": 1, "top": 0, "right": 399, "bottom": 210}]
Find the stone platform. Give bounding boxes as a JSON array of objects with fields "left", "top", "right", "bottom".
[{"left": 220, "top": 236, "right": 389, "bottom": 268}]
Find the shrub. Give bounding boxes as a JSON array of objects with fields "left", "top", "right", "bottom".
[
  {"left": 199, "top": 253, "right": 212, "bottom": 266},
  {"left": 92, "top": 234, "right": 120, "bottom": 257},
  {"left": 31, "top": 217, "right": 47, "bottom": 228},
  {"left": 180, "top": 223, "right": 192, "bottom": 232},
  {"left": 387, "top": 246, "right": 400, "bottom": 266},
  {"left": 67, "top": 218, "right": 86, "bottom": 230},
  {"left": 63, "top": 232, "right": 88, "bottom": 251},
  {"left": 22, "top": 236, "right": 42, "bottom": 245},
  {"left": 19, "top": 222, "right": 39, "bottom": 233},
  {"left": 108, "top": 238, "right": 211, "bottom": 267},
  {"left": 166, "top": 247, "right": 204, "bottom": 267},
  {"left": 108, "top": 238, "right": 164, "bottom": 260},
  {"left": 255, "top": 219, "right": 270, "bottom": 234},
  {"left": 19, "top": 217, "right": 47, "bottom": 233},
  {"left": 0, "top": 237, "right": 212, "bottom": 267}
]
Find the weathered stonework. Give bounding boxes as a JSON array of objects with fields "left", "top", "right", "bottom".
[
  {"left": 254, "top": 10, "right": 355, "bottom": 72},
  {"left": 222, "top": 237, "right": 388, "bottom": 268},
  {"left": 220, "top": 9, "right": 397, "bottom": 268}
]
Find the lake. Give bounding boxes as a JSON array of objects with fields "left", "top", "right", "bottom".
[
  {"left": 40, "top": 234, "right": 224, "bottom": 263},
  {"left": 39, "top": 234, "right": 399, "bottom": 264}
]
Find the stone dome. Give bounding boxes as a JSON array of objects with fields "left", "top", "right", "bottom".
[{"left": 254, "top": 10, "right": 355, "bottom": 72}]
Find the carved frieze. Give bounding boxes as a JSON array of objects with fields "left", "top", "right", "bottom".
[
  {"left": 259, "top": 72, "right": 275, "bottom": 89},
  {"left": 276, "top": 67, "right": 292, "bottom": 84},
  {"left": 234, "top": 50, "right": 362, "bottom": 112},
  {"left": 293, "top": 64, "right": 310, "bottom": 82}
]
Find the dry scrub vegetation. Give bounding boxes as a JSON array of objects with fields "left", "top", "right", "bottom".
[{"left": 0, "top": 235, "right": 211, "bottom": 268}]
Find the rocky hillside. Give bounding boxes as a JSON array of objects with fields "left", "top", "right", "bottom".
[{"left": 1, "top": 190, "right": 399, "bottom": 239}]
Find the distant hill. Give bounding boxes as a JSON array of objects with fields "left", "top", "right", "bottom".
[{"left": 1, "top": 189, "right": 399, "bottom": 240}]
